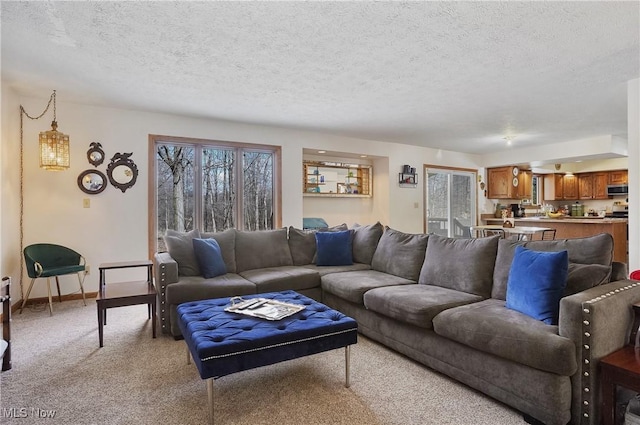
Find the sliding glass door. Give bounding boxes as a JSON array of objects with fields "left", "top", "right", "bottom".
[{"left": 425, "top": 167, "right": 476, "bottom": 238}]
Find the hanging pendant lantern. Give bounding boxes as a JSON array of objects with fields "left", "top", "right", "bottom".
[
  {"left": 39, "top": 120, "right": 70, "bottom": 170},
  {"left": 38, "top": 90, "right": 70, "bottom": 171}
]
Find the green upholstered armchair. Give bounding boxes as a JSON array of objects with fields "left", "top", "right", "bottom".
[{"left": 20, "top": 244, "right": 87, "bottom": 315}]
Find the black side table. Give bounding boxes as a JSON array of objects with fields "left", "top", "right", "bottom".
[{"left": 97, "top": 260, "right": 156, "bottom": 347}]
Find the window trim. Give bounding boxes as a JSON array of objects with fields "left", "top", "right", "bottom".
[{"left": 148, "top": 134, "right": 282, "bottom": 258}]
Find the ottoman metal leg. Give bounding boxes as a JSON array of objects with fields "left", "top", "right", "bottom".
[
  {"left": 345, "top": 345, "right": 351, "bottom": 388},
  {"left": 207, "top": 378, "right": 214, "bottom": 425},
  {"left": 186, "top": 345, "right": 191, "bottom": 365}
]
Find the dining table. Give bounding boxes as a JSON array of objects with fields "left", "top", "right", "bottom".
[{"left": 472, "top": 225, "right": 554, "bottom": 240}]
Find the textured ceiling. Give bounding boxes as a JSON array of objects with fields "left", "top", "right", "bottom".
[{"left": 1, "top": 1, "right": 639, "bottom": 155}]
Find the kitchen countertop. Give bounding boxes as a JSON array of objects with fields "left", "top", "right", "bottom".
[{"left": 485, "top": 217, "right": 628, "bottom": 224}]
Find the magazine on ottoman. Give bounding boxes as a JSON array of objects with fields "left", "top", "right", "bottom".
[{"left": 224, "top": 296, "right": 305, "bottom": 321}]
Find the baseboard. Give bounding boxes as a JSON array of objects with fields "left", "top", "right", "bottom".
[{"left": 8, "top": 292, "right": 98, "bottom": 313}]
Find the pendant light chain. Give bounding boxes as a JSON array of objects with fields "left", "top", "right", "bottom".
[{"left": 18, "top": 91, "right": 56, "bottom": 299}]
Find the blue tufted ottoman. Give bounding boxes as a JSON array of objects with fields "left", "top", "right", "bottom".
[{"left": 177, "top": 290, "right": 358, "bottom": 424}]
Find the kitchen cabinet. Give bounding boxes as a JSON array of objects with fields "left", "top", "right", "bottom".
[
  {"left": 608, "top": 170, "right": 628, "bottom": 185},
  {"left": 593, "top": 172, "right": 610, "bottom": 199},
  {"left": 553, "top": 173, "right": 578, "bottom": 200},
  {"left": 487, "top": 166, "right": 530, "bottom": 199},
  {"left": 579, "top": 172, "right": 611, "bottom": 200},
  {"left": 517, "top": 170, "right": 532, "bottom": 199},
  {"left": 578, "top": 173, "right": 594, "bottom": 199}
]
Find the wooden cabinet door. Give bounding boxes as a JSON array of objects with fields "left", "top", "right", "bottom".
[
  {"left": 517, "top": 170, "right": 532, "bottom": 199},
  {"left": 563, "top": 175, "right": 578, "bottom": 200},
  {"left": 554, "top": 174, "right": 564, "bottom": 200},
  {"left": 608, "top": 170, "right": 628, "bottom": 185},
  {"left": 593, "top": 172, "right": 610, "bottom": 199},
  {"left": 578, "top": 173, "right": 594, "bottom": 199},
  {"left": 487, "top": 167, "right": 512, "bottom": 199}
]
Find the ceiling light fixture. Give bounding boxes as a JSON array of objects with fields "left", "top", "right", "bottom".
[
  {"left": 20, "top": 90, "right": 70, "bottom": 171},
  {"left": 317, "top": 150, "right": 326, "bottom": 154},
  {"left": 503, "top": 136, "right": 515, "bottom": 146}
]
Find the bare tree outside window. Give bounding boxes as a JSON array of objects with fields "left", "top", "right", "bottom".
[
  {"left": 243, "top": 151, "right": 274, "bottom": 231},
  {"left": 152, "top": 137, "right": 279, "bottom": 253},
  {"left": 202, "top": 148, "right": 236, "bottom": 232}
]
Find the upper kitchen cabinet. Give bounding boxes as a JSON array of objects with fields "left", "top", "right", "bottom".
[
  {"left": 487, "top": 166, "right": 531, "bottom": 199},
  {"left": 549, "top": 173, "right": 578, "bottom": 200},
  {"left": 579, "top": 172, "right": 609, "bottom": 200},
  {"left": 608, "top": 170, "right": 628, "bottom": 185},
  {"left": 517, "top": 170, "right": 532, "bottom": 199}
]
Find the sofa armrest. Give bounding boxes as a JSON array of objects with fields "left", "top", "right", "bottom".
[
  {"left": 559, "top": 279, "right": 640, "bottom": 425},
  {"left": 154, "top": 252, "right": 180, "bottom": 334}
]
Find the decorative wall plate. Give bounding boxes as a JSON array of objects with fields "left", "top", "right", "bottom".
[{"left": 512, "top": 177, "right": 519, "bottom": 187}]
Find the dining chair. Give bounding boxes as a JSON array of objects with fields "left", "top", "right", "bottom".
[
  {"left": 482, "top": 228, "right": 505, "bottom": 238},
  {"left": 21, "top": 244, "right": 87, "bottom": 315},
  {"left": 541, "top": 229, "right": 557, "bottom": 240},
  {"left": 468, "top": 226, "right": 483, "bottom": 238}
]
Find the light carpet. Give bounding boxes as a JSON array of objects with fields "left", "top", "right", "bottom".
[{"left": 1, "top": 300, "right": 526, "bottom": 425}]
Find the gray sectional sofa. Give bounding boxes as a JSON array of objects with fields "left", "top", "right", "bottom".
[{"left": 153, "top": 223, "right": 640, "bottom": 425}]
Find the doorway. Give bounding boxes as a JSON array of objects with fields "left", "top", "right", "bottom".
[{"left": 425, "top": 166, "right": 477, "bottom": 238}]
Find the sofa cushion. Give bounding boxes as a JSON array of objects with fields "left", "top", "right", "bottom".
[
  {"left": 364, "top": 284, "right": 483, "bottom": 329},
  {"left": 192, "top": 238, "right": 227, "bottom": 279},
  {"left": 239, "top": 266, "right": 320, "bottom": 293},
  {"left": 321, "top": 270, "right": 414, "bottom": 305},
  {"left": 302, "top": 263, "right": 371, "bottom": 276},
  {"left": 432, "top": 299, "right": 577, "bottom": 376},
  {"left": 505, "top": 246, "right": 568, "bottom": 325},
  {"left": 419, "top": 234, "right": 499, "bottom": 298},
  {"left": 287, "top": 226, "right": 317, "bottom": 266},
  {"left": 371, "top": 227, "right": 428, "bottom": 281},
  {"left": 201, "top": 228, "right": 237, "bottom": 273},
  {"left": 163, "top": 229, "right": 201, "bottom": 276},
  {"left": 165, "top": 273, "right": 256, "bottom": 306},
  {"left": 351, "top": 222, "right": 384, "bottom": 265},
  {"left": 491, "top": 233, "right": 614, "bottom": 300},
  {"left": 315, "top": 230, "right": 353, "bottom": 266},
  {"left": 235, "top": 229, "right": 293, "bottom": 272}
]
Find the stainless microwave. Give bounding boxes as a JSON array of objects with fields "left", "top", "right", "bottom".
[{"left": 607, "top": 184, "right": 628, "bottom": 196}]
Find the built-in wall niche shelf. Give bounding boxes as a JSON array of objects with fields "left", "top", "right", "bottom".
[
  {"left": 399, "top": 172, "right": 418, "bottom": 188},
  {"left": 303, "top": 161, "right": 372, "bottom": 197}
]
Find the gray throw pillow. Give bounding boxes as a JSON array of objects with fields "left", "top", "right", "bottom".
[
  {"left": 163, "top": 229, "right": 201, "bottom": 276},
  {"left": 371, "top": 226, "right": 429, "bottom": 281},
  {"left": 420, "top": 234, "right": 499, "bottom": 298},
  {"left": 235, "top": 228, "right": 293, "bottom": 272},
  {"left": 351, "top": 222, "right": 384, "bottom": 265},
  {"left": 288, "top": 226, "right": 317, "bottom": 266},
  {"left": 200, "top": 228, "right": 237, "bottom": 273},
  {"left": 491, "top": 233, "right": 614, "bottom": 300}
]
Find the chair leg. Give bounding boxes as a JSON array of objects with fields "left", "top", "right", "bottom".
[
  {"left": 19, "top": 278, "right": 37, "bottom": 314},
  {"left": 46, "top": 277, "right": 54, "bottom": 315},
  {"left": 77, "top": 272, "right": 87, "bottom": 306},
  {"left": 55, "top": 276, "right": 62, "bottom": 303}
]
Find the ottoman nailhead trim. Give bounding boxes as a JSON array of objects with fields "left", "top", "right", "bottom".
[
  {"left": 580, "top": 281, "right": 640, "bottom": 424},
  {"left": 200, "top": 328, "right": 354, "bottom": 362}
]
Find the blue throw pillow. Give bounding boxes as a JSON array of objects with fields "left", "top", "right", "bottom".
[
  {"left": 505, "top": 246, "right": 568, "bottom": 325},
  {"left": 315, "top": 230, "right": 353, "bottom": 266},
  {"left": 192, "top": 238, "right": 227, "bottom": 279}
]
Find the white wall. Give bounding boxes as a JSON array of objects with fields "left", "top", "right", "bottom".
[{"left": 2, "top": 92, "right": 482, "bottom": 300}]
